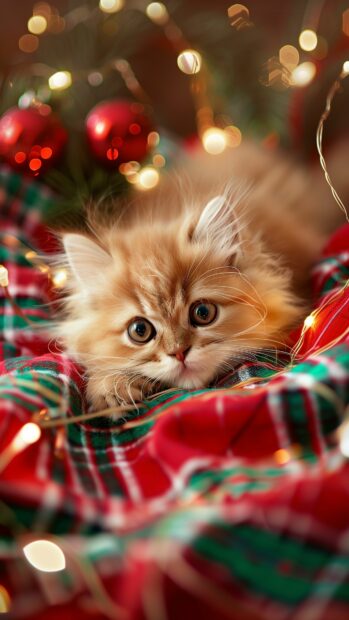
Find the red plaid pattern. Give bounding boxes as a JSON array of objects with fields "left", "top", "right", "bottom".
[{"left": 1, "top": 166, "right": 349, "bottom": 619}]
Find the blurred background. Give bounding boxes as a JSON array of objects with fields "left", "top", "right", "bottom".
[{"left": 0, "top": 0, "right": 349, "bottom": 207}]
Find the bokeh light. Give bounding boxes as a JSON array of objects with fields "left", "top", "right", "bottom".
[
  {"left": 33, "top": 2, "right": 52, "bottom": 18},
  {"left": 18, "top": 34, "right": 39, "bottom": 53},
  {"left": 177, "top": 50, "right": 202, "bottom": 75},
  {"left": 99, "top": 0, "right": 124, "bottom": 14},
  {"left": 0, "top": 585, "right": 11, "bottom": 613},
  {"left": 51, "top": 268, "right": 68, "bottom": 288},
  {"left": 18, "top": 90, "right": 36, "bottom": 109},
  {"left": 23, "top": 540, "right": 66, "bottom": 572},
  {"left": 41, "top": 146, "right": 53, "bottom": 159},
  {"left": 202, "top": 127, "right": 227, "bottom": 154},
  {"left": 147, "top": 131, "right": 160, "bottom": 147},
  {"left": 225, "top": 125, "right": 242, "bottom": 148},
  {"left": 87, "top": 71, "right": 104, "bottom": 86},
  {"left": 152, "top": 153, "right": 166, "bottom": 167},
  {"left": 146, "top": 2, "right": 169, "bottom": 25},
  {"left": 48, "top": 71, "right": 72, "bottom": 90},
  {"left": 14, "top": 152, "right": 27, "bottom": 164},
  {"left": 29, "top": 158, "right": 42, "bottom": 172},
  {"left": 279, "top": 45, "right": 299, "bottom": 70},
  {"left": 260, "top": 56, "right": 290, "bottom": 89},
  {"left": 304, "top": 314, "right": 316, "bottom": 329},
  {"left": 136, "top": 166, "right": 160, "bottom": 190},
  {"left": 13, "top": 423, "right": 41, "bottom": 450},
  {"left": 339, "top": 419, "right": 349, "bottom": 457},
  {"left": 291, "top": 62, "right": 316, "bottom": 87},
  {"left": 28, "top": 15, "right": 47, "bottom": 35},
  {"left": 274, "top": 448, "right": 291, "bottom": 465},
  {"left": 298, "top": 29, "right": 318, "bottom": 52},
  {"left": 0, "top": 265, "right": 9, "bottom": 287},
  {"left": 228, "top": 4, "right": 251, "bottom": 30},
  {"left": 343, "top": 9, "right": 349, "bottom": 36}
]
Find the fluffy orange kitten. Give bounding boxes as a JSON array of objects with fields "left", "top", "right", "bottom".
[{"left": 56, "top": 141, "right": 341, "bottom": 412}]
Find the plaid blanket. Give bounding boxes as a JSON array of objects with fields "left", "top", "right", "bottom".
[{"left": 1, "top": 166, "right": 349, "bottom": 619}]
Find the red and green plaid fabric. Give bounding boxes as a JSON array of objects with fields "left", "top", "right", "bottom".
[{"left": 1, "top": 165, "right": 349, "bottom": 619}]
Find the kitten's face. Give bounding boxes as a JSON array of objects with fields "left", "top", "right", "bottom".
[{"left": 62, "top": 195, "right": 301, "bottom": 402}]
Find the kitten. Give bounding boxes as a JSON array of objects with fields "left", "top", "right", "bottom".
[{"left": 56, "top": 141, "right": 337, "bottom": 412}]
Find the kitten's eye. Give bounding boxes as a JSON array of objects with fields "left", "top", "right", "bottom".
[
  {"left": 127, "top": 318, "right": 156, "bottom": 344},
  {"left": 189, "top": 301, "right": 217, "bottom": 326}
]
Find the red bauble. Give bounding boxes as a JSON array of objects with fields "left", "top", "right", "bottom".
[
  {"left": 0, "top": 106, "right": 67, "bottom": 176},
  {"left": 85, "top": 100, "right": 153, "bottom": 167}
]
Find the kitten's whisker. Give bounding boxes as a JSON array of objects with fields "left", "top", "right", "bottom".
[{"left": 197, "top": 267, "right": 239, "bottom": 281}]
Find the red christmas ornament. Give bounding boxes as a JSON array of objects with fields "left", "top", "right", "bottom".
[
  {"left": 0, "top": 106, "right": 67, "bottom": 176},
  {"left": 85, "top": 100, "right": 153, "bottom": 167}
]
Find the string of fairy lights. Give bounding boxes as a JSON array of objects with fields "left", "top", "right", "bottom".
[
  {"left": 14, "top": 1, "right": 349, "bottom": 191},
  {"left": 1, "top": 1, "right": 349, "bottom": 615}
]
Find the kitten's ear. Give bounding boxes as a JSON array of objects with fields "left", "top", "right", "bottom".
[
  {"left": 192, "top": 194, "right": 242, "bottom": 257},
  {"left": 63, "top": 233, "right": 111, "bottom": 290}
]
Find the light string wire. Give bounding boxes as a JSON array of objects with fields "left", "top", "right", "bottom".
[{"left": 316, "top": 69, "right": 349, "bottom": 224}]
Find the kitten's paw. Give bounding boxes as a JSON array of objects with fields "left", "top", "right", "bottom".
[
  {"left": 87, "top": 392, "right": 126, "bottom": 421},
  {"left": 86, "top": 375, "right": 147, "bottom": 419}
]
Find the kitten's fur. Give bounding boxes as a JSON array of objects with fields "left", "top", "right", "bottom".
[{"left": 56, "top": 141, "right": 344, "bottom": 412}]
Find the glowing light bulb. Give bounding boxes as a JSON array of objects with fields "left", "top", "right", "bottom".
[
  {"left": 28, "top": 15, "right": 47, "bottom": 35},
  {"left": 146, "top": 2, "right": 169, "bottom": 24},
  {"left": 99, "top": 0, "right": 124, "bottom": 13},
  {"left": 48, "top": 71, "right": 72, "bottom": 90},
  {"left": 51, "top": 268, "right": 68, "bottom": 288},
  {"left": 0, "top": 265, "right": 9, "bottom": 287},
  {"left": 177, "top": 50, "right": 202, "bottom": 75},
  {"left": 304, "top": 314, "right": 316, "bottom": 329},
  {"left": 13, "top": 423, "right": 41, "bottom": 450},
  {"left": 342, "top": 61, "right": 349, "bottom": 76},
  {"left": 299, "top": 29, "right": 318, "bottom": 52},
  {"left": 136, "top": 166, "right": 160, "bottom": 190},
  {"left": 202, "top": 127, "right": 227, "bottom": 155},
  {"left": 291, "top": 62, "right": 316, "bottom": 87},
  {"left": 23, "top": 540, "right": 66, "bottom": 572}
]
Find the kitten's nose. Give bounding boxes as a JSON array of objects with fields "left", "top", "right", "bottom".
[{"left": 169, "top": 346, "right": 191, "bottom": 362}]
